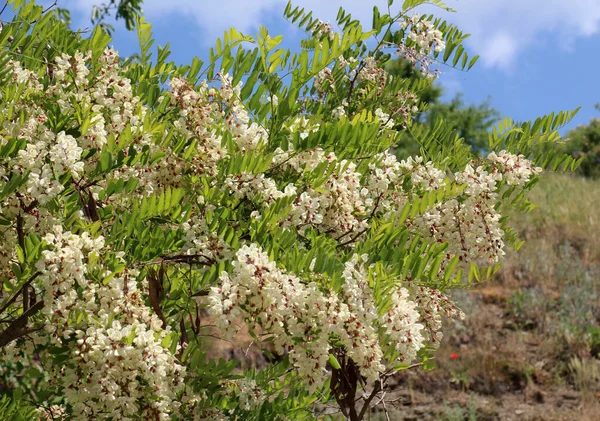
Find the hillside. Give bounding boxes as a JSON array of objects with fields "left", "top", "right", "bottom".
[{"left": 377, "top": 173, "right": 600, "bottom": 420}]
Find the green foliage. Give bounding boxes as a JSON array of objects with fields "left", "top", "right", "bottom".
[
  {"left": 561, "top": 107, "right": 600, "bottom": 178},
  {"left": 503, "top": 110, "right": 579, "bottom": 162},
  {"left": 387, "top": 59, "right": 501, "bottom": 157},
  {"left": 91, "top": 0, "right": 144, "bottom": 32},
  {"left": 427, "top": 94, "right": 499, "bottom": 153},
  {"left": 0, "top": 395, "right": 38, "bottom": 421},
  {"left": 0, "top": 0, "right": 583, "bottom": 419},
  {"left": 386, "top": 58, "right": 442, "bottom": 107}
]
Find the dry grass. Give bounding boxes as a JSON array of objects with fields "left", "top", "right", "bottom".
[
  {"left": 513, "top": 172, "right": 600, "bottom": 262},
  {"left": 388, "top": 173, "right": 600, "bottom": 420}
]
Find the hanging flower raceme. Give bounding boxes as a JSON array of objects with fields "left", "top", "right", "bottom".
[
  {"left": 0, "top": 2, "right": 561, "bottom": 418},
  {"left": 208, "top": 245, "right": 462, "bottom": 390}
]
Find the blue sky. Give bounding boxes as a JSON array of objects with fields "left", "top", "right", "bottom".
[{"left": 48, "top": 1, "right": 600, "bottom": 134}]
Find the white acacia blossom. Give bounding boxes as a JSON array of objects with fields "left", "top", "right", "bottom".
[
  {"left": 0, "top": 11, "right": 545, "bottom": 416},
  {"left": 398, "top": 14, "right": 446, "bottom": 77},
  {"left": 32, "top": 228, "right": 185, "bottom": 420},
  {"left": 208, "top": 245, "right": 461, "bottom": 389}
]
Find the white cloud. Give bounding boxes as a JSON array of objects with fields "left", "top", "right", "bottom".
[
  {"left": 433, "top": 0, "right": 600, "bottom": 69},
  {"left": 60, "top": 0, "right": 387, "bottom": 37},
  {"left": 483, "top": 32, "right": 518, "bottom": 68},
  {"left": 60, "top": 0, "right": 600, "bottom": 70}
]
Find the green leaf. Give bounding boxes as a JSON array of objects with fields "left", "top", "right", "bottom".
[{"left": 328, "top": 354, "right": 341, "bottom": 369}]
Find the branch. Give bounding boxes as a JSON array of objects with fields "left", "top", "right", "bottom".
[
  {"left": 41, "top": 1, "right": 57, "bottom": 14},
  {"left": 337, "top": 195, "right": 381, "bottom": 248},
  {"left": 357, "top": 379, "right": 383, "bottom": 421},
  {"left": 0, "top": 300, "right": 43, "bottom": 347},
  {"left": 0, "top": 272, "right": 41, "bottom": 316},
  {"left": 143, "top": 253, "right": 216, "bottom": 267},
  {"left": 147, "top": 267, "right": 167, "bottom": 329}
]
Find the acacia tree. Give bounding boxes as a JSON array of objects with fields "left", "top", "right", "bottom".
[{"left": 0, "top": 0, "right": 581, "bottom": 420}]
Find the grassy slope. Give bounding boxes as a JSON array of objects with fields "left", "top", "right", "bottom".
[{"left": 382, "top": 173, "right": 600, "bottom": 421}]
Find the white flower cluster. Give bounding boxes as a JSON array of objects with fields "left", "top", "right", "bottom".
[
  {"left": 389, "top": 90, "right": 420, "bottom": 128},
  {"left": 170, "top": 73, "right": 265, "bottom": 177},
  {"left": 314, "top": 67, "right": 335, "bottom": 96},
  {"left": 50, "top": 49, "right": 147, "bottom": 155},
  {"left": 412, "top": 286, "right": 465, "bottom": 345},
  {"left": 337, "top": 254, "right": 386, "bottom": 382},
  {"left": 326, "top": 55, "right": 419, "bottom": 127},
  {"left": 30, "top": 228, "right": 185, "bottom": 419},
  {"left": 331, "top": 104, "right": 347, "bottom": 119},
  {"left": 182, "top": 209, "right": 234, "bottom": 263},
  {"left": 170, "top": 76, "right": 228, "bottom": 177},
  {"left": 36, "top": 227, "right": 104, "bottom": 317},
  {"left": 397, "top": 14, "right": 445, "bottom": 77},
  {"left": 375, "top": 108, "right": 395, "bottom": 129},
  {"left": 208, "top": 245, "right": 461, "bottom": 390},
  {"left": 37, "top": 405, "right": 67, "bottom": 420},
  {"left": 488, "top": 150, "right": 542, "bottom": 186},
  {"left": 225, "top": 172, "right": 297, "bottom": 205},
  {"left": 410, "top": 151, "right": 541, "bottom": 266},
  {"left": 208, "top": 243, "right": 334, "bottom": 389},
  {"left": 355, "top": 56, "right": 388, "bottom": 94},
  {"left": 401, "top": 156, "right": 447, "bottom": 191},
  {"left": 401, "top": 14, "right": 445, "bottom": 54},
  {"left": 286, "top": 159, "right": 371, "bottom": 237},
  {"left": 312, "top": 20, "right": 336, "bottom": 41},
  {"left": 8, "top": 59, "right": 43, "bottom": 90},
  {"left": 13, "top": 130, "right": 83, "bottom": 205},
  {"left": 230, "top": 377, "right": 267, "bottom": 411},
  {"left": 379, "top": 288, "right": 425, "bottom": 363},
  {"left": 286, "top": 116, "right": 321, "bottom": 140},
  {"left": 269, "top": 145, "right": 539, "bottom": 269},
  {"left": 268, "top": 148, "right": 450, "bottom": 240}
]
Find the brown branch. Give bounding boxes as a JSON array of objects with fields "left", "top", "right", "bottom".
[
  {"left": 147, "top": 267, "right": 167, "bottom": 329},
  {"left": 22, "top": 282, "right": 29, "bottom": 313},
  {"left": 337, "top": 227, "right": 369, "bottom": 248},
  {"left": 23, "top": 199, "right": 38, "bottom": 213},
  {"left": 15, "top": 212, "right": 29, "bottom": 312},
  {"left": 381, "top": 397, "right": 392, "bottom": 421},
  {"left": 0, "top": 300, "right": 43, "bottom": 347},
  {"left": 16, "top": 213, "right": 25, "bottom": 251},
  {"left": 142, "top": 253, "right": 216, "bottom": 268},
  {"left": 176, "top": 317, "right": 189, "bottom": 360},
  {"left": 337, "top": 195, "right": 381, "bottom": 248},
  {"left": 357, "top": 380, "right": 383, "bottom": 421},
  {"left": 78, "top": 188, "right": 100, "bottom": 222},
  {"left": 330, "top": 350, "right": 361, "bottom": 421},
  {"left": 0, "top": 272, "right": 42, "bottom": 314}
]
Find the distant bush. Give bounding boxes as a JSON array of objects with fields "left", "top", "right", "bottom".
[{"left": 563, "top": 107, "right": 600, "bottom": 178}]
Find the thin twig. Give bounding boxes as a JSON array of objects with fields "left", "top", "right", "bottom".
[
  {"left": 357, "top": 379, "right": 383, "bottom": 421},
  {"left": 337, "top": 195, "right": 381, "bottom": 248},
  {"left": 0, "top": 2, "right": 8, "bottom": 17},
  {"left": 382, "top": 398, "right": 391, "bottom": 421},
  {"left": 41, "top": 1, "right": 57, "bottom": 14}
]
